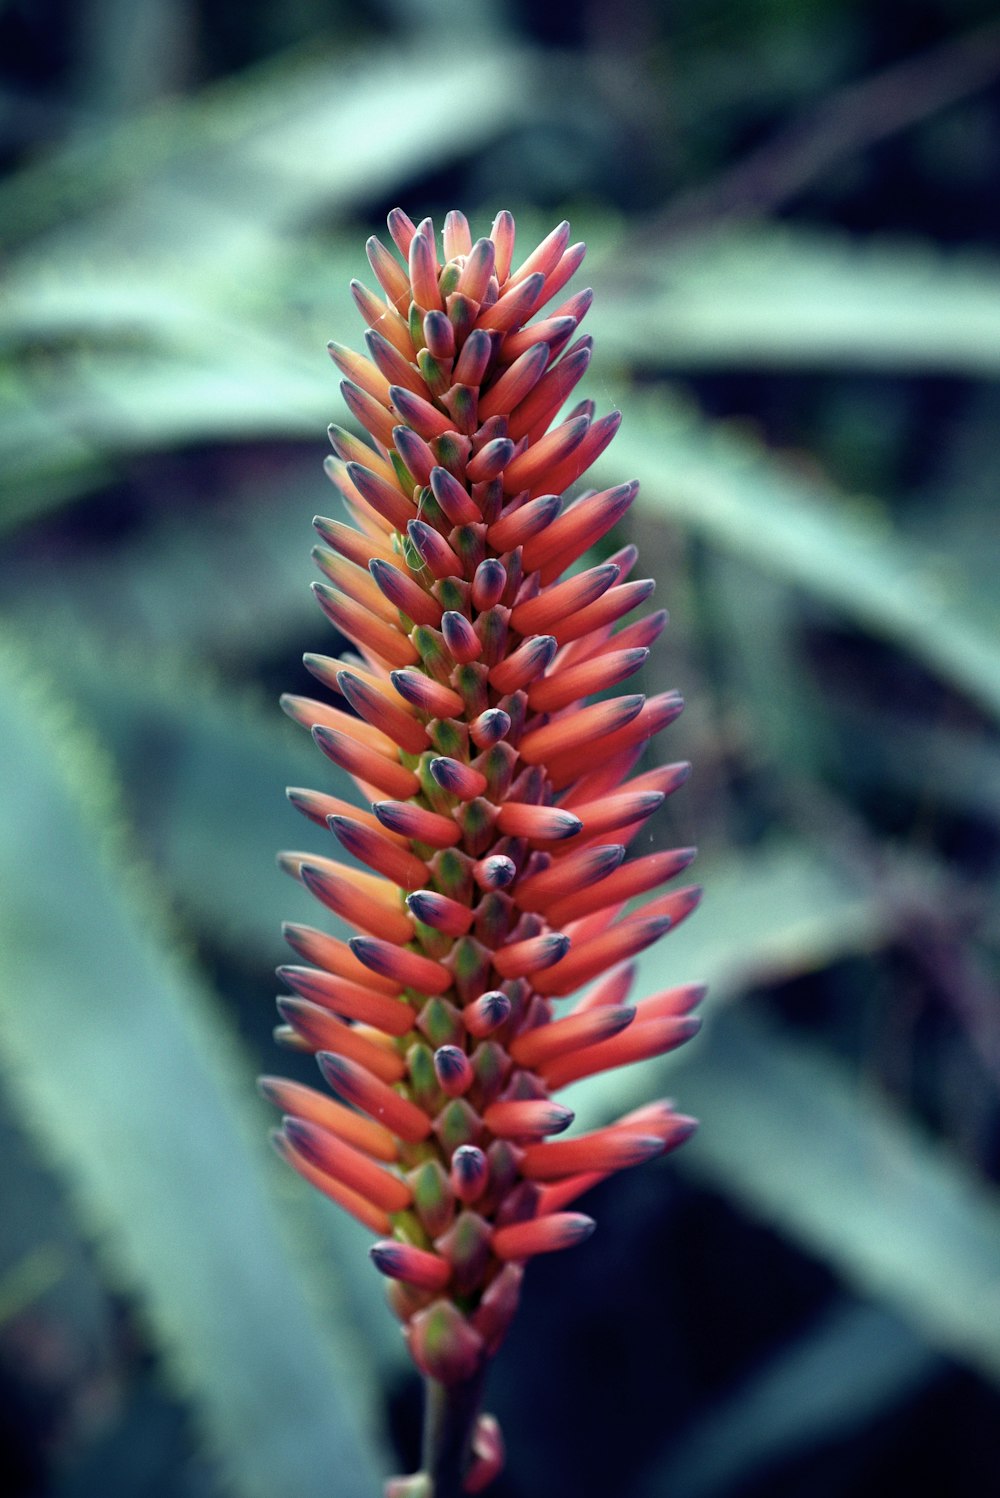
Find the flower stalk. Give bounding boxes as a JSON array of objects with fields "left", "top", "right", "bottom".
[{"left": 265, "top": 208, "right": 704, "bottom": 1496}]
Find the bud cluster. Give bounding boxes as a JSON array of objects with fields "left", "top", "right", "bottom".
[{"left": 264, "top": 209, "right": 703, "bottom": 1492}]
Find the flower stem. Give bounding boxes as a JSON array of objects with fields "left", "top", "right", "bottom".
[{"left": 421, "top": 1371, "right": 485, "bottom": 1498}]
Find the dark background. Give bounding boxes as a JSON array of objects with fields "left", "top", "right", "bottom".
[{"left": 1, "top": 1, "right": 1000, "bottom": 1495}]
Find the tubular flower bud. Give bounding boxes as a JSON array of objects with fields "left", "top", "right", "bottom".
[{"left": 264, "top": 211, "right": 704, "bottom": 1496}]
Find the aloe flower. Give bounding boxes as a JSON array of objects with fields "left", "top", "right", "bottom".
[{"left": 263, "top": 209, "right": 703, "bottom": 1498}]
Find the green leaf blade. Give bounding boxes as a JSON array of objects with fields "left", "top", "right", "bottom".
[{"left": 0, "top": 637, "right": 385, "bottom": 1498}]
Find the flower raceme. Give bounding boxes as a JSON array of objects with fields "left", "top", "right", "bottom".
[{"left": 264, "top": 209, "right": 703, "bottom": 1495}]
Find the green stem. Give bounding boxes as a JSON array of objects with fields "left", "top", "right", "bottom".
[{"left": 421, "top": 1370, "right": 486, "bottom": 1498}]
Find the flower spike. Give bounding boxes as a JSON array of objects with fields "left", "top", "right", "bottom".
[{"left": 265, "top": 210, "right": 704, "bottom": 1497}]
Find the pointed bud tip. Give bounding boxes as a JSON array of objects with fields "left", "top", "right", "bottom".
[
  {"left": 316, "top": 1048, "right": 348, "bottom": 1078},
  {"left": 282, "top": 1114, "right": 310, "bottom": 1147},
  {"left": 434, "top": 1045, "right": 466, "bottom": 1074},
  {"left": 572, "top": 1215, "right": 597, "bottom": 1243}
]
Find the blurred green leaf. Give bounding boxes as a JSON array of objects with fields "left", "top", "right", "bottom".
[
  {"left": 0, "top": 634, "right": 385, "bottom": 1498},
  {"left": 22, "top": 631, "right": 359, "bottom": 955},
  {"left": 0, "top": 452, "right": 328, "bottom": 657},
  {"left": 638, "top": 1301, "right": 941, "bottom": 1498},
  {"left": 635, "top": 838, "right": 883, "bottom": 1002},
  {"left": 102, "top": 678, "right": 348, "bottom": 954},
  {"left": 575, "top": 1001, "right": 1000, "bottom": 1387},
  {"left": 0, "top": 42, "right": 538, "bottom": 254},
  {"left": 606, "top": 389, "right": 1000, "bottom": 722},
  {"left": 591, "top": 226, "right": 1000, "bottom": 375},
  {"left": 0, "top": 29, "right": 539, "bottom": 529},
  {"left": 567, "top": 839, "right": 1000, "bottom": 1383},
  {"left": 693, "top": 553, "right": 832, "bottom": 775},
  {"left": 834, "top": 702, "right": 1000, "bottom": 825},
  {"left": 0, "top": 1091, "right": 113, "bottom": 1353},
  {"left": 0, "top": 243, "right": 335, "bottom": 529}
]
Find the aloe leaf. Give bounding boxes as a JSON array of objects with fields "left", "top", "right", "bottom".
[
  {"left": 0, "top": 1094, "right": 109, "bottom": 1343},
  {"left": 575, "top": 1002, "right": 1000, "bottom": 1388},
  {"left": 833, "top": 702, "right": 1000, "bottom": 824},
  {"left": 637, "top": 1300, "right": 941, "bottom": 1498},
  {"left": 590, "top": 226, "right": 1000, "bottom": 376},
  {"left": 606, "top": 389, "right": 1000, "bottom": 722},
  {"left": 0, "top": 636, "right": 385, "bottom": 1498},
  {"left": 685, "top": 1012, "right": 1000, "bottom": 1385},
  {"left": 634, "top": 839, "right": 883, "bottom": 1001},
  {"left": 567, "top": 843, "right": 1000, "bottom": 1384},
  {"left": 0, "top": 454, "right": 328, "bottom": 661},
  {"left": 0, "top": 29, "right": 537, "bottom": 528},
  {"left": 700, "top": 553, "right": 842, "bottom": 769},
  {"left": 17, "top": 629, "right": 358, "bottom": 952},
  {"left": 0, "top": 43, "right": 537, "bottom": 253},
  {"left": 0, "top": 251, "right": 336, "bottom": 529}
]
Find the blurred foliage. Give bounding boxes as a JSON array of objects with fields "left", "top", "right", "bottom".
[{"left": 1, "top": 0, "right": 999, "bottom": 1495}]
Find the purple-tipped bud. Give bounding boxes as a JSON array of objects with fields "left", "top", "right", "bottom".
[
  {"left": 433, "top": 1045, "right": 474, "bottom": 1098},
  {"left": 464, "top": 990, "right": 512, "bottom": 1038},
  {"left": 450, "top": 1144, "right": 489, "bottom": 1204}
]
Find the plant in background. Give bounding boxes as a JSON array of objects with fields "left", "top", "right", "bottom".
[{"left": 263, "top": 209, "right": 703, "bottom": 1497}]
